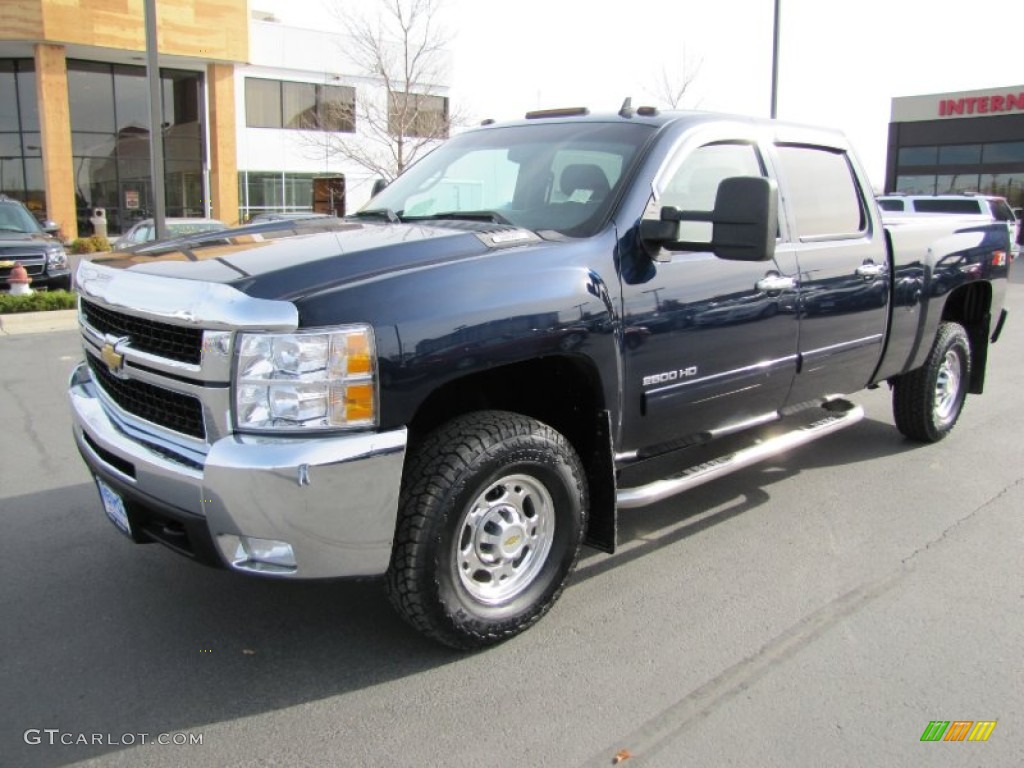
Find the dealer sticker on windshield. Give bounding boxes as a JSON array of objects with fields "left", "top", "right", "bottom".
[{"left": 95, "top": 477, "right": 131, "bottom": 537}]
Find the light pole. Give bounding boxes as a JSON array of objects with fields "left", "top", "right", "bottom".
[
  {"left": 770, "top": 0, "right": 781, "bottom": 119},
  {"left": 144, "top": 0, "right": 167, "bottom": 239}
]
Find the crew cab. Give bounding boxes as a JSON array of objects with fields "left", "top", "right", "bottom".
[{"left": 68, "top": 107, "right": 1011, "bottom": 648}]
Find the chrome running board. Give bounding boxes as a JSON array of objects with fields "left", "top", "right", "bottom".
[{"left": 616, "top": 400, "right": 864, "bottom": 509}]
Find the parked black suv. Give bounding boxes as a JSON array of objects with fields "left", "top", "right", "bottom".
[{"left": 0, "top": 194, "right": 71, "bottom": 291}]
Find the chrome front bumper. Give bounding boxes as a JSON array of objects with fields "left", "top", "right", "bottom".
[{"left": 69, "top": 362, "right": 407, "bottom": 578}]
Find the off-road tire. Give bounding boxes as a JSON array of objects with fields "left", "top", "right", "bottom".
[
  {"left": 893, "top": 321, "right": 971, "bottom": 443},
  {"left": 386, "top": 410, "right": 587, "bottom": 649}
]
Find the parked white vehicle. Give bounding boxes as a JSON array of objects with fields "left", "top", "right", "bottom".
[{"left": 877, "top": 194, "right": 1020, "bottom": 255}]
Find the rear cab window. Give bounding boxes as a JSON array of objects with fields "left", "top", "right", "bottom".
[{"left": 774, "top": 144, "right": 866, "bottom": 240}]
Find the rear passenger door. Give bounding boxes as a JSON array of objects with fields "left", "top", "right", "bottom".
[{"left": 772, "top": 142, "right": 890, "bottom": 406}]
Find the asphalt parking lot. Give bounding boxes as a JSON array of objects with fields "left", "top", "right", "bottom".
[{"left": 1, "top": 273, "right": 1022, "bottom": 768}]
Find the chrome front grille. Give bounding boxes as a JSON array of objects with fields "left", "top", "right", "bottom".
[
  {"left": 0, "top": 258, "right": 44, "bottom": 277},
  {"left": 75, "top": 260, "right": 299, "bottom": 445},
  {"left": 87, "top": 354, "right": 207, "bottom": 440},
  {"left": 81, "top": 298, "right": 204, "bottom": 365}
]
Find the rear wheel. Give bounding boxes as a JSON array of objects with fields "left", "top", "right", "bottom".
[
  {"left": 892, "top": 322, "right": 971, "bottom": 442},
  {"left": 386, "top": 410, "right": 587, "bottom": 649}
]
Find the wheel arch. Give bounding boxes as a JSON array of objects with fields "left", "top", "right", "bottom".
[
  {"left": 406, "top": 355, "right": 617, "bottom": 553},
  {"left": 940, "top": 281, "right": 993, "bottom": 394}
]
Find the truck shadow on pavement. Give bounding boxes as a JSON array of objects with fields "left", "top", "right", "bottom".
[
  {"left": 574, "top": 415, "right": 920, "bottom": 585},
  {"left": 1, "top": 484, "right": 457, "bottom": 768},
  {"left": 1, "top": 416, "right": 917, "bottom": 768}
]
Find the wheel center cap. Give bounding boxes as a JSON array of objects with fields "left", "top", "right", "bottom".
[{"left": 499, "top": 524, "right": 527, "bottom": 557}]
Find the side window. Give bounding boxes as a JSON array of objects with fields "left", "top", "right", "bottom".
[
  {"left": 775, "top": 145, "right": 865, "bottom": 239},
  {"left": 988, "top": 199, "right": 1013, "bottom": 222},
  {"left": 655, "top": 142, "right": 765, "bottom": 243},
  {"left": 877, "top": 198, "right": 905, "bottom": 212}
]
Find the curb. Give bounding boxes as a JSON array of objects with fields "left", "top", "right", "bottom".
[{"left": 0, "top": 309, "right": 79, "bottom": 336}]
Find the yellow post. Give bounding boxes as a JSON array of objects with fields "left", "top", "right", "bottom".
[
  {"left": 207, "top": 63, "right": 239, "bottom": 226},
  {"left": 34, "top": 43, "right": 77, "bottom": 241}
]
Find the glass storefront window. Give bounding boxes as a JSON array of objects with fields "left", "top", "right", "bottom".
[
  {"left": 0, "top": 61, "right": 39, "bottom": 204},
  {"left": 320, "top": 85, "right": 355, "bottom": 132},
  {"left": 0, "top": 153, "right": 24, "bottom": 194},
  {"left": 72, "top": 132, "right": 117, "bottom": 157},
  {"left": 163, "top": 71, "right": 200, "bottom": 126},
  {"left": 69, "top": 62, "right": 116, "bottom": 133},
  {"left": 937, "top": 145, "right": 981, "bottom": 165},
  {"left": 935, "top": 174, "right": 980, "bottom": 194},
  {"left": 20, "top": 133, "right": 41, "bottom": 155},
  {"left": 3, "top": 57, "right": 204, "bottom": 231},
  {"left": 16, "top": 65, "right": 38, "bottom": 132},
  {"left": 0, "top": 63, "right": 18, "bottom": 131},
  {"left": 64, "top": 61, "right": 205, "bottom": 234},
  {"left": 238, "top": 171, "right": 320, "bottom": 220},
  {"left": 285, "top": 175, "right": 314, "bottom": 207},
  {"left": 895, "top": 175, "right": 936, "bottom": 194},
  {"left": 982, "top": 142, "right": 1024, "bottom": 164},
  {"left": 0, "top": 132, "right": 21, "bottom": 156},
  {"left": 113, "top": 65, "right": 151, "bottom": 134},
  {"left": 283, "top": 81, "right": 317, "bottom": 129},
  {"left": 982, "top": 173, "right": 1024, "bottom": 207},
  {"left": 897, "top": 146, "right": 937, "bottom": 166},
  {"left": 246, "top": 79, "right": 281, "bottom": 128},
  {"left": 22, "top": 158, "right": 45, "bottom": 219}
]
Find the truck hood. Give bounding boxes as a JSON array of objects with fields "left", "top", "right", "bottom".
[
  {"left": 87, "top": 220, "right": 543, "bottom": 301},
  {"left": 0, "top": 231, "right": 55, "bottom": 252}
]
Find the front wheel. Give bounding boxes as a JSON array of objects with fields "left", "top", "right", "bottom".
[
  {"left": 386, "top": 411, "right": 587, "bottom": 649},
  {"left": 892, "top": 322, "right": 971, "bottom": 442}
]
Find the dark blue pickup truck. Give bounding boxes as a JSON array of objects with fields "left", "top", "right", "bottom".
[{"left": 69, "top": 107, "right": 1011, "bottom": 648}]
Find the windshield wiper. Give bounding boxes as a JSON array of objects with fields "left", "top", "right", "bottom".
[
  {"left": 352, "top": 208, "right": 401, "bottom": 223},
  {"left": 405, "top": 210, "right": 515, "bottom": 226}
]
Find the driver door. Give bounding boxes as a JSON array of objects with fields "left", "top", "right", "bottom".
[{"left": 619, "top": 137, "right": 800, "bottom": 453}]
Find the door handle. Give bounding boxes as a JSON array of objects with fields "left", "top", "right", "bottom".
[
  {"left": 756, "top": 274, "right": 796, "bottom": 292},
  {"left": 855, "top": 262, "right": 886, "bottom": 279}
]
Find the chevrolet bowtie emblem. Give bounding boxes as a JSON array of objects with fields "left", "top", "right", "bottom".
[
  {"left": 101, "top": 341, "right": 126, "bottom": 375},
  {"left": 0, "top": 260, "right": 16, "bottom": 269}
]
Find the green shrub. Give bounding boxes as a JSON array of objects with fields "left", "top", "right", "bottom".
[
  {"left": 70, "top": 237, "right": 96, "bottom": 254},
  {"left": 70, "top": 235, "right": 111, "bottom": 254},
  {"left": 0, "top": 290, "right": 78, "bottom": 314}
]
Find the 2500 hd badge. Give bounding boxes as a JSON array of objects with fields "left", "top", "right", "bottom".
[{"left": 642, "top": 366, "right": 700, "bottom": 387}]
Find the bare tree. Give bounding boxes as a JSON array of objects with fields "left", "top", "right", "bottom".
[
  {"left": 649, "top": 54, "right": 704, "bottom": 110},
  {"left": 308, "top": 0, "right": 457, "bottom": 183}
]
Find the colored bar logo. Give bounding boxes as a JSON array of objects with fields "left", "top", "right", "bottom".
[{"left": 920, "top": 720, "right": 997, "bottom": 742}]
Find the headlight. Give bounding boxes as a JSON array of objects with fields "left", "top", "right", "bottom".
[
  {"left": 45, "top": 245, "right": 68, "bottom": 270},
  {"left": 234, "top": 325, "right": 377, "bottom": 431}
]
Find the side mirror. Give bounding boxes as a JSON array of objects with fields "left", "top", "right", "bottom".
[
  {"left": 641, "top": 176, "right": 778, "bottom": 262},
  {"left": 371, "top": 178, "right": 388, "bottom": 197},
  {"left": 41, "top": 219, "right": 60, "bottom": 235}
]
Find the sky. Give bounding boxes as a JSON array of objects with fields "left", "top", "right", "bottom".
[{"left": 260, "top": 0, "right": 1024, "bottom": 189}]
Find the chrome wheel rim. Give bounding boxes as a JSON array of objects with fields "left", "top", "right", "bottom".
[
  {"left": 456, "top": 473, "right": 555, "bottom": 605},
  {"left": 934, "top": 349, "right": 962, "bottom": 425}
]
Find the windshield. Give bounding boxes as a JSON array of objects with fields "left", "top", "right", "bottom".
[
  {"left": 365, "top": 121, "right": 655, "bottom": 237},
  {"left": 0, "top": 201, "right": 43, "bottom": 234}
]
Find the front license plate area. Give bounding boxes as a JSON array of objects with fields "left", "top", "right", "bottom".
[{"left": 96, "top": 477, "right": 132, "bottom": 537}]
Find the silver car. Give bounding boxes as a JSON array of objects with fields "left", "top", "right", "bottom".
[{"left": 112, "top": 217, "right": 227, "bottom": 250}]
